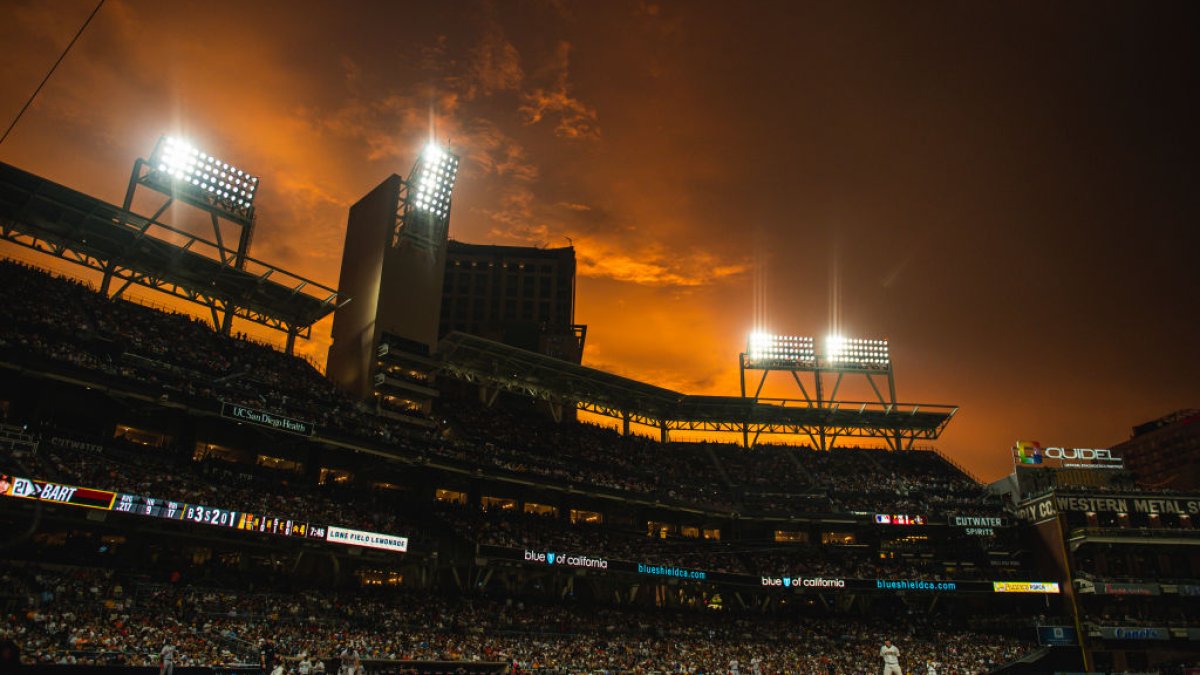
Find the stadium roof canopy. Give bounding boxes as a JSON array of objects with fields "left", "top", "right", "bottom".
[
  {"left": 437, "top": 332, "right": 957, "bottom": 449},
  {"left": 0, "top": 162, "right": 345, "bottom": 347}
]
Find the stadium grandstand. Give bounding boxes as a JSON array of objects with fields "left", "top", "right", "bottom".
[{"left": 1, "top": 146, "right": 1196, "bottom": 675}]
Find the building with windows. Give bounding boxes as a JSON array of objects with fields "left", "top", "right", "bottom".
[
  {"left": 440, "top": 241, "right": 585, "bottom": 363},
  {"left": 1112, "top": 409, "right": 1200, "bottom": 491},
  {"left": 326, "top": 150, "right": 585, "bottom": 425}
]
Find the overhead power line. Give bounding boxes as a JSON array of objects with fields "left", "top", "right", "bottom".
[{"left": 0, "top": 0, "right": 107, "bottom": 147}]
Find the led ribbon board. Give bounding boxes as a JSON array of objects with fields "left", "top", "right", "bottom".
[
  {"left": 477, "top": 545, "right": 1060, "bottom": 593},
  {"left": 3, "top": 474, "right": 402, "bottom": 554}
]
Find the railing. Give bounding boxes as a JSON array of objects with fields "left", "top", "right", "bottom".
[
  {"left": 1069, "top": 526, "right": 1200, "bottom": 540},
  {"left": 930, "top": 446, "right": 983, "bottom": 484}
]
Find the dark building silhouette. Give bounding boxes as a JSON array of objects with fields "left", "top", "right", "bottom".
[
  {"left": 440, "top": 241, "right": 585, "bottom": 363},
  {"left": 1112, "top": 409, "right": 1200, "bottom": 491},
  {"left": 326, "top": 151, "right": 584, "bottom": 425}
]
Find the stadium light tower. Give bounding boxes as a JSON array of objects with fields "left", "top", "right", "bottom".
[
  {"left": 393, "top": 142, "right": 460, "bottom": 251},
  {"left": 328, "top": 140, "right": 462, "bottom": 406},
  {"left": 107, "top": 135, "right": 263, "bottom": 334},
  {"left": 148, "top": 136, "right": 259, "bottom": 223},
  {"left": 125, "top": 136, "right": 260, "bottom": 261},
  {"left": 739, "top": 330, "right": 900, "bottom": 449}
]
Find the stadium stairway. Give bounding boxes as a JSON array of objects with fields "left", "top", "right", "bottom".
[
  {"left": 702, "top": 444, "right": 735, "bottom": 486},
  {"left": 781, "top": 445, "right": 818, "bottom": 486},
  {"left": 0, "top": 423, "right": 38, "bottom": 454}
]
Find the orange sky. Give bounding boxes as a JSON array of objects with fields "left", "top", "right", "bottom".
[{"left": 1, "top": 1, "right": 1197, "bottom": 483}]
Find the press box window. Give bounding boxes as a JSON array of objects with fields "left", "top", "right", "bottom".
[
  {"left": 774, "top": 530, "right": 809, "bottom": 543},
  {"left": 257, "top": 454, "right": 301, "bottom": 472},
  {"left": 435, "top": 489, "right": 467, "bottom": 505},
  {"left": 193, "top": 442, "right": 242, "bottom": 463},
  {"left": 570, "top": 509, "right": 603, "bottom": 524},
  {"left": 115, "top": 425, "right": 170, "bottom": 448},
  {"left": 481, "top": 496, "right": 517, "bottom": 511},
  {"left": 821, "top": 531, "right": 857, "bottom": 545},
  {"left": 319, "top": 468, "right": 354, "bottom": 485},
  {"left": 524, "top": 502, "right": 558, "bottom": 517},
  {"left": 647, "top": 521, "right": 675, "bottom": 538}
]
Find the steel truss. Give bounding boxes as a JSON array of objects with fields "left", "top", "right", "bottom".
[
  {"left": 119, "top": 156, "right": 260, "bottom": 334},
  {"left": 437, "top": 332, "right": 956, "bottom": 449},
  {"left": 739, "top": 353, "right": 906, "bottom": 449},
  {"left": 392, "top": 165, "right": 449, "bottom": 254},
  {"left": 0, "top": 161, "right": 345, "bottom": 353}
]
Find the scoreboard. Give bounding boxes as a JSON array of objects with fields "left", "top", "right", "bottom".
[
  {"left": 2, "top": 474, "right": 402, "bottom": 553},
  {"left": 114, "top": 494, "right": 190, "bottom": 520},
  {"left": 5, "top": 476, "right": 117, "bottom": 510}
]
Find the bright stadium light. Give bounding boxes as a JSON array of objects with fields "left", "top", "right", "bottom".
[
  {"left": 824, "top": 335, "right": 890, "bottom": 368},
  {"left": 410, "top": 142, "right": 459, "bottom": 219},
  {"left": 149, "top": 136, "right": 258, "bottom": 216},
  {"left": 746, "top": 332, "right": 815, "bottom": 367},
  {"left": 826, "top": 334, "right": 847, "bottom": 358}
]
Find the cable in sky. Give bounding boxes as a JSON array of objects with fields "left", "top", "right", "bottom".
[{"left": 0, "top": 0, "right": 106, "bottom": 147}]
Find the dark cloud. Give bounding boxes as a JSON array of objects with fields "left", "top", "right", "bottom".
[{"left": 519, "top": 42, "right": 600, "bottom": 140}]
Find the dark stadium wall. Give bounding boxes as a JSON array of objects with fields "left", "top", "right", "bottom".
[
  {"left": 327, "top": 175, "right": 401, "bottom": 400},
  {"left": 378, "top": 215, "right": 450, "bottom": 351}
]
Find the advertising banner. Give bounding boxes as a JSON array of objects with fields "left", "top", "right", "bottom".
[
  {"left": 1015, "top": 494, "right": 1059, "bottom": 523},
  {"left": 1012, "top": 441, "right": 1124, "bottom": 470},
  {"left": 1098, "top": 582, "right": 1160, "bottom": 596},
  {"left": 1037, "top": 626, "right": 1079, "bottom": 646},
  {"left": 994, "top": 581, "right": 1062, "bottom": 594},
  {"left": 326, "top": 526, "right": 408, "bottom": 553},
  {"left": 6, "top": 474, "right": 406, "bottom": 554},
  {"left": 1016, "top": 493, "right": 1200, "bottom": 520},
  {"left": 476, "top": 546, "right": 1053, "bottom": 594},
  {"left": 1097, "top": 626, "right": 1168, "bottom": 641},
  {"left": 221, "top": 402, "right": 313, "bottom": 436}
]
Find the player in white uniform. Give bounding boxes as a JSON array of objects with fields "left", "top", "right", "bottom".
[
  {"left": 339, "top": 646, "right": 362, "bottom": 675},
  {"left": 159, "top": 641, "right": 177, "bottom": 675},
  {"left": 729, "top": 658, "right": 740, "bottom": 675},
  {"left": 750, "top": 656, "right": 762, "bottom": 675},
  {"left": 880, "top": 639, "right": 902, "bottom": 675}
]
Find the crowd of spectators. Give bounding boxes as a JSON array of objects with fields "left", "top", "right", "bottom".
[
  {"left": 1, "top": 431, "right": 425, "bottom": 541},
  {"left": 434, "top": 503, "right": 751, "bottom": 575},
  {"left": 1075, "top": 543, "right": 1200, "bottom": 583},
  {"left": 0, "top": 261, "right": 401, "bottom": 443},
  {"left": 2, "top": 429, "right": 1025, "bottom": 584},
  {"left": 1, "top": 561, "right": 1034, "bottom": 673},
  {"left": 1078, "top": 595, "right": 1200, "bottom": 629},
  {"left": 0, "top": 260, "right": 1004, "bottom": 523}
]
